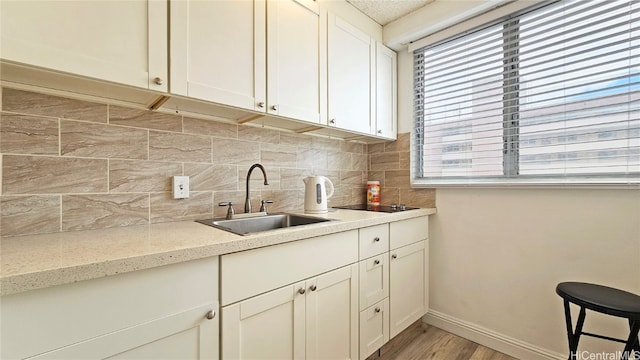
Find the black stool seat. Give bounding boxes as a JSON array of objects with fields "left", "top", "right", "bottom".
[
  {"left": 557, "top": 282, "right": 640, "bottom": 319},
  {"left": 556, "top": 282, "right": 640, "bottom": 360}
]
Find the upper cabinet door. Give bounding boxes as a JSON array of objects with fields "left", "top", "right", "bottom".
[
  {"left": 170, "top": 0, "right": 267, "bottom": 112},
  {"left": 327, "top": 13, "right": 373, "bottom": 134},
  {"left": 267, "top": 0, "right": 323, "bottom": 124},
  {"left": 375, "top": 42, "right": 397, "bottom": 139},
  {"left": 0, "top": 0, "right": 168, "bottom": 92}
]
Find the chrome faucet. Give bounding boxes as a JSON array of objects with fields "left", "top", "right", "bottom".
[{"left": 245, "top": 164, "right": 269, "bottom": 213}]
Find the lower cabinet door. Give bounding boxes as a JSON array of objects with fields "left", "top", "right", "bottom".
[
  {"left": 389, "top": 241, "right": 426, "bottom": 339},
  {"left": 27, "top": 303, "right": 219, "bottom": 360},
  {"left": 359, "top": 298, "right": 389, "bottom": 360},
  {"left": 306, "top": 264, "right": 359, "bottom": 360},
  {"left": 222, "top": 283, "right": 305, "bottom": 359},
  {"left": 359, "top": 253, "right": 389, "bottom": 310}
]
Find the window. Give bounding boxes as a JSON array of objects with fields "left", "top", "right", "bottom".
[{"left": 413, "top": 0, "right": 639, "bottom": 186}]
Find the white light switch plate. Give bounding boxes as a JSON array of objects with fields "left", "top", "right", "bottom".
[{"left": 172, "top": 176, "right": 189, "bottom": 199}]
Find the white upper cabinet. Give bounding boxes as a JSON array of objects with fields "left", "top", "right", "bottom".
[
  {"left": 266, "top": 0, "right": 323, "bottom": 123},
  {"left": 0, "top": 0, "right": 168, "bottom": 92},
  {"left": 374, "top": 42, "right": 398, "bottom": 139},
  {"left": 327, "top": 13, "right": 373, "bottom": 134},
  {"left": 170, "top": 0, "right": 266, "bottom": 112},
  {"left": 171, "top": 0, "right": 322, "bottom": 124}
]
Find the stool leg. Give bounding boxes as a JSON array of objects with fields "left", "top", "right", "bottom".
[
  {"left": 623, "top": 320, "right": 640, "bottom": 360},
  {"left": 563, "top": 300, "right": 586, "bottom": 360}
]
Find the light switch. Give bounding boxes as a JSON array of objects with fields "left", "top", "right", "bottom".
[{"left": 172, "top": 176, "right": 190, "bottom": 199}]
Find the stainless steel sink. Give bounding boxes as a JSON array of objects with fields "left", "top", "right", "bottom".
[{"left": 196, "top": 213, "right": 333, "bottom": 236}]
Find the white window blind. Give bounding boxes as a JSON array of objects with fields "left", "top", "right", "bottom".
[{"left": 413, "top": 0, "right": 639, "bottom": 186}]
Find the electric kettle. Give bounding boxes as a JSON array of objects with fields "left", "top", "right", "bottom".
[{"left": 303, "top": 176, "right": 334, "bottom": 214}]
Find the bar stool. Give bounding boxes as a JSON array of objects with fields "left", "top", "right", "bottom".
[{"left": 556, "top": 282, "right": 640, "bottom": 360}]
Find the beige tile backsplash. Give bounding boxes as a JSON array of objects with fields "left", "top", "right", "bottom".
[{"left": 0, "top": 87, "right": 434, "bottom": 237}]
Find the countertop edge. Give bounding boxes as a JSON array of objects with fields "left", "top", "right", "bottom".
[{"left": 1, "top": 208, "right": 436, "bottom": 296}]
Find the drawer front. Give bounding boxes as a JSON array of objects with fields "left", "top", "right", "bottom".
[
  {"left": 359, "top": 298, "right": 389, "bottom": 360},
  {"left": 221, "top": 230, "right": 358, "bottom": 306},
  {"left": 359, "top": 223, "right": 389, "bottom": 259},
  {"left": 359, "top": 253, "right": 389, "bottom": 311},
  {"left": 389, "top": 216, "right": 428, "bottom": 249}
]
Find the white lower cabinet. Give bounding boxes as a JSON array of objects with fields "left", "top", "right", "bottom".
[
  {"left": 359, "top": 298, "right": 389, "bottom": 360},
  {"left": 389, "top": 240, "right": 427, "bottom": 339},
  {"left": 1, "top": 257, "right": 219, "bottom": 360},
  {"left": 222, "top": 264, "right": 359, "bottom": 360}
]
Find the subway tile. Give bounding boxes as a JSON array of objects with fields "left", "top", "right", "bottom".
[
  {"left": 341, "top": 170, "right": 364, "bottom": 185},
  {"left": 149, "top": 131, "right": 211, "bottom": 163},
  {"left": 183, "top": 116, "right": 237, "bottom": 139},
  {"left": 352, "top": 153, "right": 368, "bottom": 171},
  {"left": 260, "top": 143, "right": 297, "bottom": 167},
  {"left": 385, "top": 132, "right": 410, "bottom": 152},
  {"left": 312, "top": 137, "right": 341, "bottom": 151},
  {"left": 341, "top": 141, "right": 364, "bottom": 154},
  {"left": 367, "top": 142, "right": 386, "bottom": 154},
  {"left": 280, "top": 133, "right": 312, "bottom": 148},
  {"left": 367, "top": 171, "right": 386, "bottom": 186},
  {"left": 150, "top": 192, "right": 212, "bottom": 223},
  {"left": 109, "top": 160, "right": 182, "bottom": 193},
  {"left": 62, "top": 193, "right": 149, "bottom": 231},
  {"left": 2, "top": 155, "right": 107, "bottom": 194},
  {"left": 281, "top": 168, "right": 312, "bottom": 190},
  {"left": 370, "top": 152, "right": 399, "bottom": 171},
  {"left": 185, "top": 163, "right": 238, "bottom": 191},
  {"left": 109, "top": 105, "right": 182, "bottom": 132},
  {"left": 2, "top": 88, "right": 108, "bottom": 123},
  {"left": 399, "top": 188, "right": 436, "bottom": 208},
  {"left": 1, "top": 113, "right": 59, "bottom": 155},
  {"left": 327, "top": 151, "right": 352, "bottom": 170},
  {"left": 238, "top": 126, "right": 279, "bottom": 144},
  {"left": 399, "top": 151, "right": 410, "bottom": 170},
  {"left": 212, "top": 138, "right": 260, "bottom": 165},
  {"left": 385, "top": 169, "right": 411, "bottom": 188},
  {"left": 297, "top": 148, "right": 327, "bottom": 170},
  {"left": 1, "top": 195, "right": 60, "bottom": 237},
  {"left": 61, "top": 120, "right": 147, "bottom": 159},
  {"left": 381, "top": 187, "right": 400, "bottom": 206}
]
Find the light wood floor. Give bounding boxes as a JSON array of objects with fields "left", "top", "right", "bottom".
[{"left": 366, "top": 321, "right": 518, "bottom": 360}]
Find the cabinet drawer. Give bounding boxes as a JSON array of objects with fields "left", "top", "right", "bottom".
[
  {"left": 359, "top": 223, "right": 389, "bottom": 259},
  {"left": 221, "top": 230, "right": 358, "bottom": 305},
  {"left": 359, "top": 298, "right": 389, "bottom": 360},
  {"left": 389, "top": 216, "right": 428, "bottom": 249},
  {"left": 359, "top": 253, "right": 389, "bottom": 311}
]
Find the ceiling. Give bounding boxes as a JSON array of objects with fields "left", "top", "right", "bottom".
[{"left": 346, "top": 0, "right": 434, "bottom": 26}]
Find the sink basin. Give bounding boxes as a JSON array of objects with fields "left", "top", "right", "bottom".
[{"left": 196, "top": 213, "right": 333, "bottom": 236}]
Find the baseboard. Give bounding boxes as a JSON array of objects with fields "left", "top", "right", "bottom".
[{"left": 423, "top": 310, "right": 565, "bottom": 360}]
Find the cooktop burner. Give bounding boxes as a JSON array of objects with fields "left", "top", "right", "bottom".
[{"left": 333, "top": 204, "right": 418, "bottom": 213}]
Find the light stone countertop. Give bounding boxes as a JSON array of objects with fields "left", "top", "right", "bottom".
[{"left": 0, "top": 208, "right": 436, "bottom": 296}]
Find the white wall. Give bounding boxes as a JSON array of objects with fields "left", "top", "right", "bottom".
[{"left": 395, "top": 25, "right": 640, "bottom": 360}]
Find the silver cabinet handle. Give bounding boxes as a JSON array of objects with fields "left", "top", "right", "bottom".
[
  {"left": 374, "top": 259, "right": 380, "bottom": 265},
  {"left": 375, "top": 307, "right": 381, "bottom": 313},
  {"left": 374, "top": 237, "right": 380, "bottom": 242},
  {"left": 205, "top": 310, "right": 216, "bottom": 320},
  {"left": 271, "top": 105, "right": 278, "bottom": 111},
  {"left": 310, "top": 284, "right": 317, "bottom": 291},
  {"left": 298, "top": 288, "right": 306, "bottom": 294},
  {"left": 153, "top": 77, "right": 164, "bottom": 85},
  {"left": 377, "top": 130, "right": 382, "bottom": 134},
  {"left": 329, "top": 118, "right": 336, "bottom": 124},
  {"left": 257, "top": 102, "right": 265, "bottom": 108},
  {"left": 392, "top": 254, "right": 398, "bottom": 259}
]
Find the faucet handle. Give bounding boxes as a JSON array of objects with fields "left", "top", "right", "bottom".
[
  {"left": 218, "top": 202, "right": 235, "bottom": 220},
  {"left": 259, "top": 200, "right": 273, "bottom": 213}
]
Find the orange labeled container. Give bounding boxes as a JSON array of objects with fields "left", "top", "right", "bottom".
[{"left": 367, "top": 181, "right": 380, "bottom": 206}]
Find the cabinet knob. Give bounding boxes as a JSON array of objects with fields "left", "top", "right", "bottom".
[
  {"left": 271, "top": 104, "right": 278, "bottom": 111},
  {"left": 377, "top": 129, "right": 382, "bottom": 134},
  {"left": 205, "top": 310, "right": 216, "bottom": 320},
  {"left": 329, "top": 118, "right": 336, "bottom": 124},
  {"left": 310, "top": 284, "right": 317, "bottom": 291},
  {"left": 374, "top": 259, "right": 380, "bottom": 265},
  {"left": 257, "top": 102, "right": 265, "bottom": 108},
  {"left": 374, "top": 237, "right": 380, "bottom": 242},
  {"left": 298, "top": 288, "right": 306, "bottom": 295},
  {"left": 153, "top": 77, "right": 164, "bottom": 85},
  {"left": 392, "top": 254, "right": 398, "bottom": 259},
  {"left": 375, "top": 307, "right": 381, "bottom": 313}
]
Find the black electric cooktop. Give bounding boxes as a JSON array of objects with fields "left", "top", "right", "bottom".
[{"left": 333, "top": 204, "right": 418, "bottom": 213}]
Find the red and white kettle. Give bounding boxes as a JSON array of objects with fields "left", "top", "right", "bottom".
[{"left": 303, "top": 176, "right": 334, "bottom": 214}]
